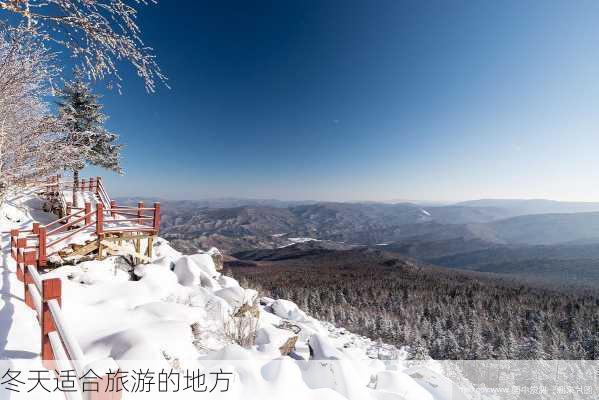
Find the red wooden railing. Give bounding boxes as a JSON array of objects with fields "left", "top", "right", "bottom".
[
  {"left": 0, "top": 175, "right": 160, "bottom": 399},
  {"left": 28, "top": 174, "right": 112, "bottom": 212},
  {"left": 16, "top": 248, "right": 122, "bottom": 399},
  {"left": 8, "top": 176, "right": 160, "bottom": 266},
  {"left": 96, "top": 177, "right": 112, "bottom": 209}
]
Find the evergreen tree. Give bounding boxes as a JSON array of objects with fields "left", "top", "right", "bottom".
[
  {"left": 445, "top": 332, "right": 461, "bottom": 359},
  {"left": 57, "top": 70, "right": 123, "bottom": 206},
  {"left": 235, "top": 252, "right": 599, "bottom": 361},
  {"left": 518, "top": 337, "right": 546, "bottom": 360},
  {"left": 498, "top": 331, "right": 519, "bottom": 359},
  {"left": 407, "top": 336, "right": 430, "bottom": 361}
]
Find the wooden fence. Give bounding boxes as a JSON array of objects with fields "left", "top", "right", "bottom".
[
  {"left": 0, "top": 175, "right": 162, "bottom": 399},
  {"left": 16, "top": 247, "right": 122, "bottom": 399},
  {"left": 9, "top": 176, "right": 160, "bottom": 267}
]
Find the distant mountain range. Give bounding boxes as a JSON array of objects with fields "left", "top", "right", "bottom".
[
  {"left": 380, "top": 238, "right": 599, "bottom": 286},
  {"left": 124, "top": 197, "right": 599, "bottom": 286},
  {"left": 117, "top": 196, "right": 599, "bottom": 215},
  {"left": 114, "top": 197, "right": 316, "bottom": 209},
  {"left": 154, "top": 200, "right": 599, "bottom": 248},
  {"left": 457, "top": 198, "right": 599, "bottom": 215}
]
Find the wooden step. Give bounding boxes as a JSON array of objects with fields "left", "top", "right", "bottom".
[{"left": 66, "top": 241, "right": 99, "bottom": 258}]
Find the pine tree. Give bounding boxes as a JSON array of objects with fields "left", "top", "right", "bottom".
[
  {"left": 407, "top": 336, "right": 429, "bottom": 361},
  {"left": 518, "top": 337, "right": 546, "bottom": 360},
  {"left": 57, "top": 70, "right": 123, "bottom": 206}
]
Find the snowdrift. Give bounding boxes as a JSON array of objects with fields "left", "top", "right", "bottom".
[{"left": 0, "top": 196, "right": 466, "bottom": 399}]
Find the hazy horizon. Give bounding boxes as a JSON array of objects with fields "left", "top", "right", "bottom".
[
  {"left": 111, "top": 193, "right": 599, "bottom": 206},
  {"left": 79, "top": 1, "right": 599, "bottom": 203}
]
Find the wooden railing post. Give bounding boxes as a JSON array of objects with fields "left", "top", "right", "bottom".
[
  {"left": 89, "top": 177, "right": 95, "bottom": 193},
  {"left": 153, "top": 202, "right": 161, "bottom": 234},
  {"left": 41, "top": 278, "right": 61, "bottom": 369},
  {"left": 137, "top": 202, "right": 144, "bottom": 225},
  {"left": 96, "top": 203, "right": 104, "bottom": 259},
  {"left": 38, "top": 227, "right": 47, "bottom": 267},
  {"left": 85, "top": 202, "right": 92, "bottom": 225},
  {"left": 23, "top": 251, "right": 36, "bottom": 310},
  {"left": 96, "top": 203, "right": 104, "bottom": 237},
  {"left": 10, "top": 229, "right": 18, "bottom": 260},
  {"left": 80, "top": 178, "right": 86, "bottom": 193},
  {"left": 85, "top": 359, "right": 123, "bottom": 400},
  {"left": 66, "top": 202, "right": 72, "bottom": 224},
  {"left": 16, "top": 237, "right": 25, "bottom": 281},
  {"left": 96, "top": 176, "right": 102, "bottom": 195},
  {"left": 110, "top": 200, "right": 116, "bottom": 217}
]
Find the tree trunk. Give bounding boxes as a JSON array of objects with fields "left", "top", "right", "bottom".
[
  {"left": 0, "top": 183, "right": 6, "bottom": 211},
  {"left": 72, "top": 169, "right": 80, "bottom": 208}
]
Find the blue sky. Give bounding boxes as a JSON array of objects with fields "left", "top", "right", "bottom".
[{"left": 83, "top": 0, "right": 599, "bottom": 202}]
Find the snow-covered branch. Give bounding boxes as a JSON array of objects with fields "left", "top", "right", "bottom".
[
  {"left": 0, "top": 0, "right": 167, "bottom": 92},
  {"left": 0, "top": 28, "right": 78, "bottom": 203}
]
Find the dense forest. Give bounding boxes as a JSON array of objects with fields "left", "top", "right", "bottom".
[{"left": 227, "top": 248, "right": 599, "bottom": 360}]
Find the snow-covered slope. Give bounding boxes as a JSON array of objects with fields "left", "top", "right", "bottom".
[{"left": 0, "top": 194, "right": 467, "bottom": 399}]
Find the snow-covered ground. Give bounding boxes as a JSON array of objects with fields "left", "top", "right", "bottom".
[
  {"left": 277, "top": 236, "right": 321, "bottom": 248},
  {"left": 0, "top": 192, "right": 468, "bottom": 399}
]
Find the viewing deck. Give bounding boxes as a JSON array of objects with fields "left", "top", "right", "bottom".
[{"left": 9, "top": 175, "right": 160, "bottom": 267}]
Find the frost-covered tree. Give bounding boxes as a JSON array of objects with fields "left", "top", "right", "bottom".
[
  {"left": 0, "top": 27, "right": 76, "bottom": 205},
  {"left": 407, "top": 337, "right": 430, "bottom": 361},
  {"left": 57, "top": 71, "right": 123, "bottom": 206},
  {"left": 0, "top": 0, "right": 167, "bottom": 92}
]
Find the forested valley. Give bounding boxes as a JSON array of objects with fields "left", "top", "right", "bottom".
[{"left": 228, "top": 248, "right": 599, "bottom": 360}]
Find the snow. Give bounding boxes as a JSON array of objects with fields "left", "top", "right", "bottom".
[
  {"left": 174, "top": 255, "right": 217, "bottom": 288},
  {"left": 0, "top": 259, "right": 43, "bottom": 360},
  {"left": 308, "top": 333, "right": 344, "bottom": 360},
  {"left": 215, "top": 286, "right": 257, "bottom": 308},
  {"left": 255, "top": 325, "right": 294, "bottom": 352},
  {"left": 277, "top": 237, "right": 322, "bottom": 248},
  {"left": 271, "top": 299, "right": 310, "bottom": 322},
  {"left": 373, "top": 370, "right": 435, "bottom": 400},
  {"left": 287, "top": 237, "right": 320, "bottom": 244},
  {"left": 188, "top": 252, "right": 219, "bottom": 276},
  {"left": 65, "top": 189, "right": 100, "bottom": 210},
  {"left": 0, "top": 190, "right": 57, "bottom": 234},
  {"left": 0, "top": 193, "right": 471, "bottom": 400}
]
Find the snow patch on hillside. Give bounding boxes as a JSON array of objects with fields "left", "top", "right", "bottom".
[
  {"left": 278, "top": 236, "right": 321, "bottom": 248},
  {"left": 288, "top": 237, "right": 320, "bottom": 244}
]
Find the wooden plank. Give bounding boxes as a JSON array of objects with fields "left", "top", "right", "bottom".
[
  {"left": 97, "top": 238, "right": 104, "bottom": 260},
  {"left": 100, "top": 233, "right": 154, "bottom": 242},
  {"left": 146, "top": 236, "right": 154, "bottom": 258},
  {"left": 65, "top": 241, "right": 98, "bottom": 258},
  {"left": 105, "top": 247, "right": 121, "bottom": 257},
  {"left": 134, "top": 238, "right": 141, "bottom": 265}
]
